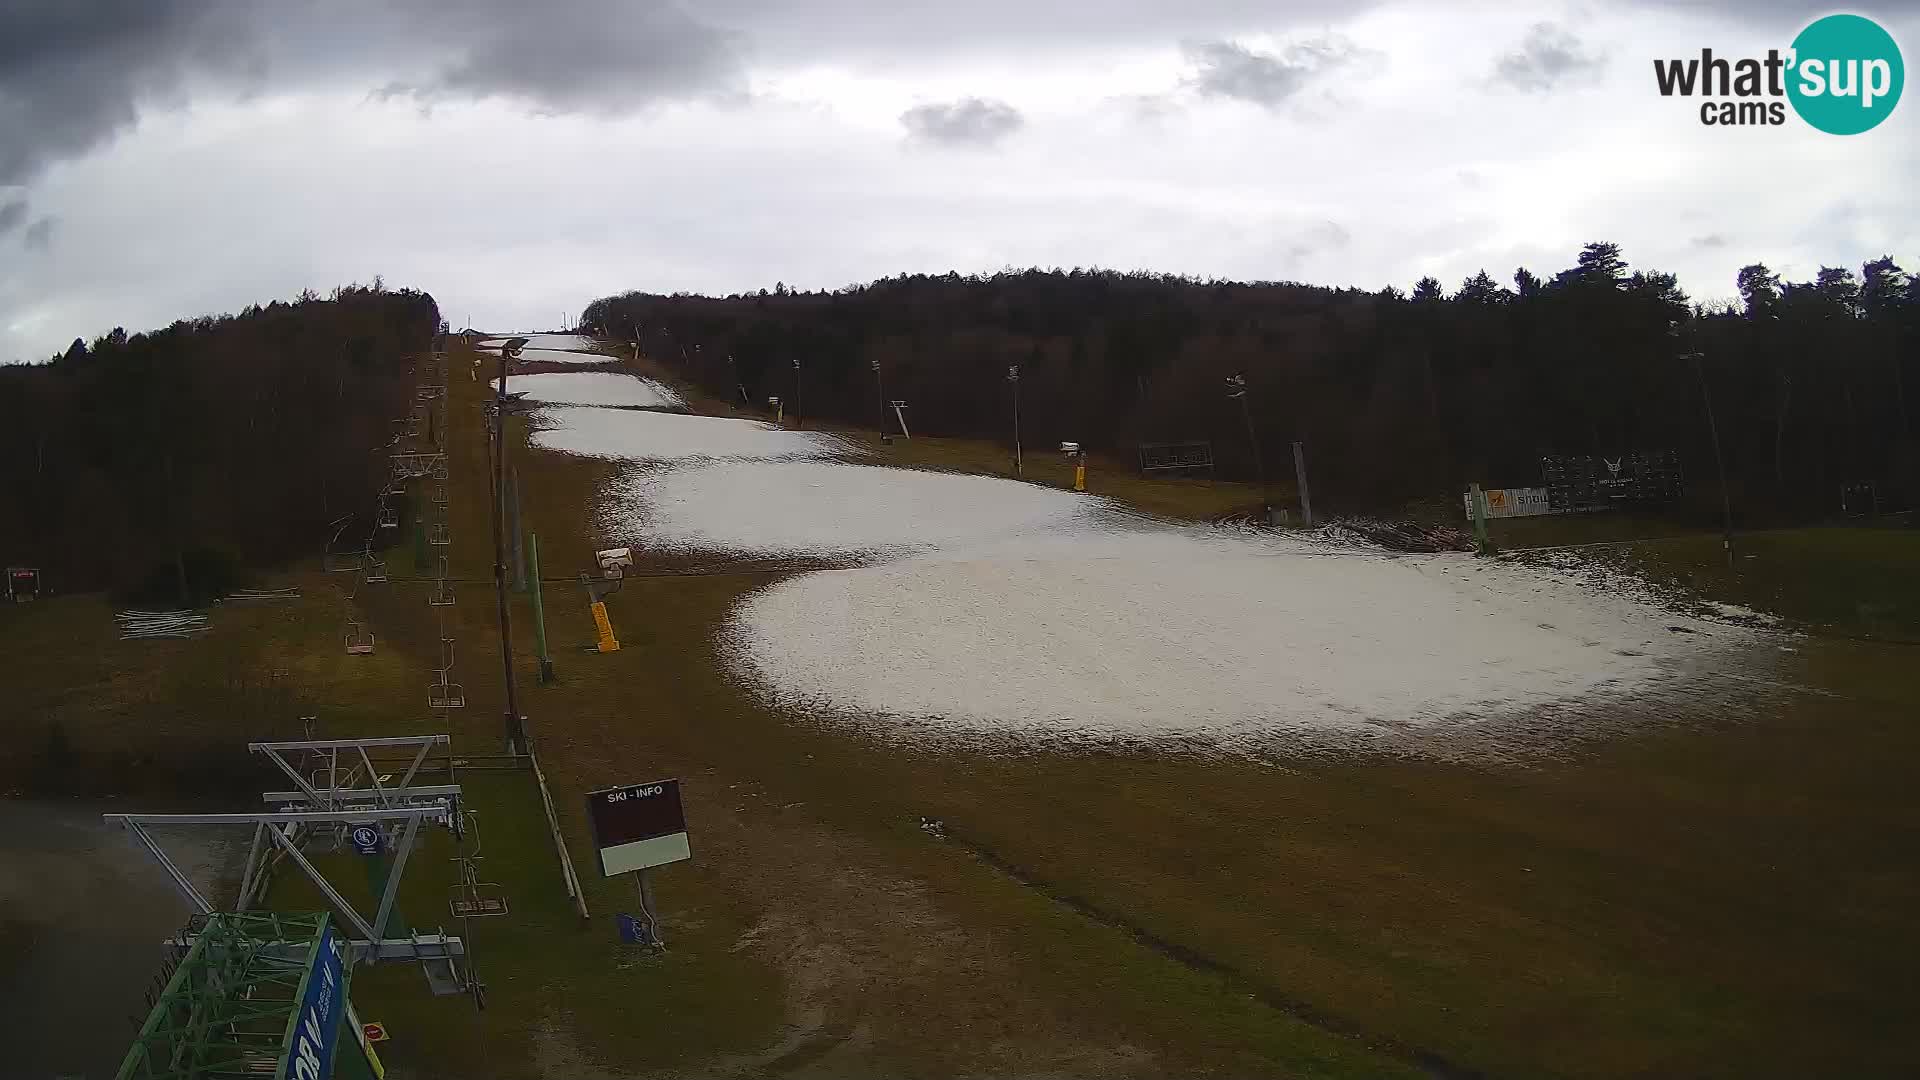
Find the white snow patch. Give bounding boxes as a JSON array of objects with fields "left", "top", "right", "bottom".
[
  {"left": 615, "top": 460, "right": 1136, "bottom": 557},
  {"left": 478, "top": 334, "right": 599, "bottom": 352},
  {"left": 532, "top": 406, "right": 850, "bottom": 463},
  {"left": 495, "top": 373, "right": 683, "bottom": 410},
  {"left": 723, "top": 530, "right": 1750, "bottom": 741},
  {"left": 476, "top": 347, "right": 616, "bottom": 366}
]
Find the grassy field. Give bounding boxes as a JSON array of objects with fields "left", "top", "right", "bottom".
[{"left": 6, "top": 342, "right": 1918, "bottom": 1078}]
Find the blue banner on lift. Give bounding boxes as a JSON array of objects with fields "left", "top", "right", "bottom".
[{"left": 282, "top": 920, "right": 346, "bottom": 1080}]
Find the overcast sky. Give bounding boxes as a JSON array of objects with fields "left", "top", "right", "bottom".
[{"left": 1, "top": 0, "right": 1914, "bottom": 363}]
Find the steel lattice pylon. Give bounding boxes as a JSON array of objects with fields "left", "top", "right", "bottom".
[{"left": 115, "top": 911, "right": 349, "bottom": 1080}]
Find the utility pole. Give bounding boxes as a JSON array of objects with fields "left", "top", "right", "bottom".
[
  {"left": 1225, "top": 373, "right": 1270, "bottom": 521},
  {"left": 1008, "top": 364, "right": 1023, "bottom": 477},
  {"left": 871, "top": 359, "right": 887, "bottom": 437},
  {"left": 1292, "top": 441, "right": 1314, "bottom": 527},
  {"left": 791, "top": 357, "right": 803, "bottom": 429},
  {"left": 491, "top": 340, "right": 528, "bottom": 755},
  {"left": 1685, "top": 345, "right": 1737, "bottom": 570}
]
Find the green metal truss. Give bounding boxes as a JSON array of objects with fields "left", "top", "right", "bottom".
[{"left": 115, "top": 911, "right": 350, "bottom": 1080}]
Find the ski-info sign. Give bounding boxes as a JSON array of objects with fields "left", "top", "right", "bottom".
[{"left": 585, "top": 779, "right": 690, "bottom": 876}]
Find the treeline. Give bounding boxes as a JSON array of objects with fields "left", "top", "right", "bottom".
[
  {"left": 582, "top": 245, "right": 1919, "bottom": 519},
  {"left": 0, "top": 283, "right": 440, "bottom": 601}
]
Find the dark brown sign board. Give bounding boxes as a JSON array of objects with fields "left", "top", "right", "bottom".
[{"left": 585, "top": 779, "right": 691, "bottom": 877}]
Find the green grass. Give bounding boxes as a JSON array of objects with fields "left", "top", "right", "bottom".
[
  {"left": 9, "top": 341, "right": 1919, "bottom": 1077},
  {"left": 1623, "top": 525, "right": 1920, "bottom": 638}
]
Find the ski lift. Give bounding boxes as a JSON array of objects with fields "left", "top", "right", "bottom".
[
  {"left": 364, "top": 552, "right": 388, "bottom": 584},
  {"left": 430, "top": 456, "right": 448, "bottom": 480},
  {"left": 429, "top": 638, "right": 466, "bottom": 708},
  {"left": 345, "top": 621, "right": 375, "bottom": 655},
  {"left": 432, "top": 485, "right": 449, "bottom": 506},
  {"left": 429, "top": 560, "right": 455, "bottom": 607},
  {"left": 6, "top": 567, "right": 42, "bottom": 603},
  {"left": 376, "top": 500, "right": 400, "bottom": 529},
  {"left": 450, "top": 875, "right": 510, "bottom": 919},
  {"left": 448, "top": 822, "right": 509, "bottom": 917},
  {"left": 429, "top": 521, "right": 450, "bottom": 546}
]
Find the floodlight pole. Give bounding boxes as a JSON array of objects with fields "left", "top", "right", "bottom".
[
  {"left": 791, "top": 357, "right": 803, "bottom": 429},
  {"left": 492, "top": 344, "right": 528, "bottom": 755},
  {"left": 1685, "top": 347, "right": 1737, "bottom": 570},
  {"left": 1226, "top": 374, "right": 1270, "bottom": 520},
  {"left": 1009, "top": 365, "right": 1023, "bottom": 478},
  {"left": 871, "top": 359, "right": 887, "bottom": 437}
]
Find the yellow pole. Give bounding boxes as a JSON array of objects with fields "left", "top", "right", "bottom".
[
  {"left": 1073, "top": 454, "right": 1087, "bottom": 493},
  {"left": 591, "top": 600, "right": 620, "bottom": 653}
]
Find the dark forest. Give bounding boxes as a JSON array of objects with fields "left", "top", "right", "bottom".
[
  {"left": 585, "top": 244, "right": 1919, "bottom": 520},
  {"left": 0, "top": 283, "right": 440, "bottom": 600}
]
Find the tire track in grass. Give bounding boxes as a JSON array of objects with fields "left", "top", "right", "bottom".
[{"left": 938, "top": 826, "right": 1486, "bottom": 1080}]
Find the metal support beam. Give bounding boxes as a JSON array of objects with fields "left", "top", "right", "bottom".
[
  {"left": 265, "top": 822, "right": 379, "bottom": 941},
  {"left": 120, "top": 820, "right": 214, "bottom": 915},
  {"left": 260, "top": 784, "right": 461, "bottom": 806},
  {"left": 372, "top": 813, "right": 421, "bottom": 939},
  {"left": 249, "top": 735, "right": 451, "bottom": 751},
  {"left": 236, "top": 822, "right": 267, "bottom": 912}
]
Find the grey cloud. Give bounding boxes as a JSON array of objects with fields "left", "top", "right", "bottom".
[
  {"left": 382, "top": 2, "right": 745, "bottom": 113},
  {"left": 1283, "top": 220, "right": 1351, "bottom": 263},
  {"left": 900, "top": 98, "right": 1024, "bottom": 147},
  {"left": 0, "top": 198, "right": 25, "bottom": 233},
  {"left": 1181, "top": 37, "right": 1361, "bottom": 109},
  {"left": 0, "top": 0, "right": 1380, "bottom": 189},
  {"left": 1691, "top": 234, "right": 1729, "bottom": 249},
  {"left": 23, "top": 215, "right": 54, "bottom": 251},
  {"left": 1491, "top": 24, "right": 1605, "bottom": 93}
]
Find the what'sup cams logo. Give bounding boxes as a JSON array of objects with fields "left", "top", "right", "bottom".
[{"left": 1654, "top": 13, "right": 1903, "bottom": 133}]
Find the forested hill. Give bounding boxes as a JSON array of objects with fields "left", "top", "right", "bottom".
[
  {"left": 584, "top": 245, "right": 1920, "bottom": 517},
  {"left": 0, "top": 283, "right": 440, "bottom": 601}
]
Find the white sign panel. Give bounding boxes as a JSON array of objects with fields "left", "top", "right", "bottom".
[{"left": 1464, "top": 486, "right": 1554, "bottom": 519}]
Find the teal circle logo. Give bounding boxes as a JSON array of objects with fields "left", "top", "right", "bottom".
[{"left": 1787, "top": 14, "right": 1903, "bottom": 135}]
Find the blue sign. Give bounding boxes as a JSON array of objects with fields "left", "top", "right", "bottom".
[
  {"left": 348, "top": 824, "right": 383, "bottom": 856},
  {"left": 615, "top": 912, "right": 655, "bottom": 945},
  {"left": 283, "top": 921, "right": 345, "bottom": 1080}
]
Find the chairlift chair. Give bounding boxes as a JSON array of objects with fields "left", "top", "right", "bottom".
[
  {"left": 432, "top": 485, "right": 449, "bottom": 506},
  {"left": 429, "top": 637, "right": 466, "bottom": 708},
  {"left": 345, "top": 621, "right": 375, "bottom": 655},
  {"left": 449, "top": 878, "right": 511, "bottom": 919},
  {"left": 429, "top": 676, "right": 467, "bottom": 709},
  {"left": 429, "top": 564, "right": 455, "bottom": 607},
  {"left": 364, "top": 553, "right": 388, "bottom": 584},
  {"left": 429, "top": 521, "right": 450, "bottom": 546},
  {"left": 430, "top": 456, "right": 449, "bottom": 480},
  {"left": 376, "top": 501, "right": 400, "bottom": 529}
]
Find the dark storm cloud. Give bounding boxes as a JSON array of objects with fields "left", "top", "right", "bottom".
[
  {"left": 22, "top": 214, "right": 53, "bottom": 251},
  {"left": 0, "top": 197, "right": 26, "bottom": 233},
  {"left": 1491, "top": 24, "right": 1605, "bottom": 93},
  {"left": 900, "top": 98, "right": 1024, "bottom": 147},
  {"left": 0, "top": 0, "right": 742, "bottom": 186},
  {"left": 0, "top": 0, "right": 264, "bottom": 184},
  {"left": 1180, "top": 37, "right": 1362, "bottom": 109},
  {"left": 0, "top": 0, "right": 1387, "bottom": 188}
]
